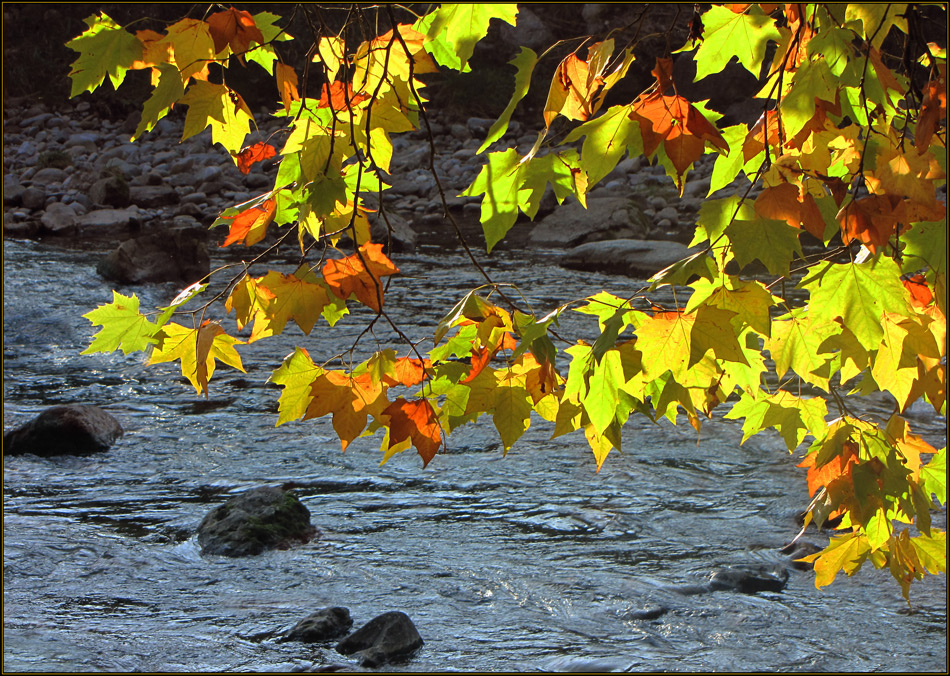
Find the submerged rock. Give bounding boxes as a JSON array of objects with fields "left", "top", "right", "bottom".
[
  {"left": 335, "top": 611, "right": 424, "bottom": 667},
  {"left": 197, "top": 486, "right": 317, "bottom": 557},
  {"left": 283, "top": 607, "right": 353, "bottom": 643},
  {"left": 3, "top": 404, "right": 123, "bottom": 456},
  {"left": 707, "top": 564, "right": 789, "bottom": 594}
]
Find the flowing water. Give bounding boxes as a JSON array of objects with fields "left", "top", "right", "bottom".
[{"left": 3, "top": 233, "right": 947, "bottom": 672}]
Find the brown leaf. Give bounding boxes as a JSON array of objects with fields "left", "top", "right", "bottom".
[{"left": 835, "top": 194, "right": 902, "bottom": 253}]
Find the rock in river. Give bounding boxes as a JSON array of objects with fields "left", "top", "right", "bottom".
[
  {"left": 282, "top": 607, "right": 353, "bottom": 643},
  {"left": 335, "top": 611, "right": 424, "bottom": 667},
  {"left": 96, "top": 226, "right": 209, "bottom": 284},
  {"left": 3, "top": 404, "right": 123, "bottom": 456},
  {"left": 197, "top": 486, "right": 317, "bottom": 557}
]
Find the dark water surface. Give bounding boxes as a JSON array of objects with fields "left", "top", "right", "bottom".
[{"left": 3, "top": 236, "right": 947, "bottom": 672}]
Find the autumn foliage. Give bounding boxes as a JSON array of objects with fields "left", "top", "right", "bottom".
[{"left": 71, "top": 4, "right": 946, "bottom": 601}]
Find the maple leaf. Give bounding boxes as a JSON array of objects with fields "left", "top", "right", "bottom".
[
  {"left": 902, "top": 274, "right": 933, "bottom": 309},
  {"left": 389, "top": 357, "right": 431, "bottom": 388},
  {"left": 307, "top": 371, "right": 384, "bottom": 451},
  {"left": 207, "top": 7, "right": 265, "bottom": 57},
  {"left": 629, "top": 85, "right": 729, "bottom": 191},
  {"left": 221, "top": 199, "right": 276, "bottom": 247},
  {"left": 322, "top": 243, "right": 399, "bottom": 312},
  {"left": 131, "top": 28, "right": 173, "bottom": 78},
  {"left": 767, "top": 312, "right": 840, "bottom": 390},
  {"left": 727, "top": 389, "right": 828, "bottom": 451},
  {"left": 384, "top": 398, "right": 442, "bottom": 466},
  {"left": 543, "top": 41, "right": 615, "bottom": 128},
  {"left": 274, "top": 62, "right": 299, "bottom": 113},
  {"left": 256, "top": 268, "right": 332, "bottom": 335},
  {"left": 66, "top": 13, "right": 143, "bottom": 97},
  {"left": 317, "top": 81, "right": 368, "bottom": 112},
  {"left": 564, "top": 103, "right": 644, "bottom": 185},
  {"left": 269, "top": 347, "right": 322, "bottom": 425},
  {"left": 800, "top": 258, "right": 912, "bottom": 352},
  {"left": 687, "top": 4, "right": 782, "bottom": 81},
  {"left": 753, "top": 182, "right": 827, "bottom": 240},
  {"left": 133, "top": 62, "right": 184, "bottom": 141},
  {"left": 479, "top": 47, "right": 539, "bottom": 154},
  {"left": 82, "top": 291, "right": 161, "bottom": 355},
  {"left": 233, "top": 142, "right": 277, "bottom": 175},
  {"left": 915, "top": 76, "right": 947, "bottom": 152},
  {"left": 148, "top": 321, "right": 245, "bottom": 396},
  {"left": 415, "top": 4, "right": 517, "bottom": 72},
  {"left": 809, "top": 531, "right": 871, "bottom": 589},
  {"left": 160, "top": 18, "right": 216, "bottom": 82},
  {"left": 179, "top": 81, "right": 252, "bottom": 154},
  {"left": 725, "top": 217, "right": 803, "bottom": 276}
]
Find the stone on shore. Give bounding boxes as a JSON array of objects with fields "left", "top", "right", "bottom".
[
  {"left": 560, "top": 239, "right": 698, "bottom": 278},
  {"left": 3, "top": 405, "right": 123, "bottom": 457},
  {"left": 529, "top": 197, "right": 652, "bottom": 247},
  {"left": 96, "top": 226, "right": 209, "bottom": 284}
]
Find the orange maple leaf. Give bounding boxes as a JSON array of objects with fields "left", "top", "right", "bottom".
[
  {"left": 275, "top": 62, "right": 300, "bottom": 114},
  {"left": 630, "top": 92, "right": 729, "bottom": 176},
  {"left": 916, "top": 75, "right": 947, "bottom": 152},
  {"left": 384, "top": 398, "right": 442, "bottom": 466},
  {"left": 306, "top": 370, "right": 383, "bottom": 451},
  {"left": 389, "top": 357, "right": 430, "bottom": 388},
  {"left": 903, "top": 274, "right": 934, "bottom": 309},
  {"left": 317, "top": 81, "right": 368, "bottom": 112},
  {"left": 754, "top": 182, "right": 826, "bottom": 239},
  {"left": 462, "top": 345, "right": 496, "bottom": 384},
  {"left": 233, "top": 142, "right": 277, "bottom": 174},
  {"left": 835, "top": 194, "right": 903, "bottom": 253},
  {"left": 206, "top": 7, "right": 265, "bottom": 57},
  {"left": 222, "top": 199, "right": 276, "bottom": 247},
  {"left": 543, "top": 41, "right": 617, "bottom": 128},
  {"left": 322, "top": 242, "right": 399, "bottom": 312},
  {"left": 799, "top": 441, "right": 859, "bottom": 498}
]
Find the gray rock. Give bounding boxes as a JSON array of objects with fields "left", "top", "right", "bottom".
[
  {"left": 707, "top": 564, "right": 789, "bottom": 593},
  {"left": 197, "top": 486, "right": 317, "bottom": 557},
  {"left": 369, "top": 209, "right": 417, "bottom": 253},
  {"left": 196, "top": 165, "right": 222, "bottom": 182},
  {"left": 129, "top": 184, "right": 179, "bottom": 208},
  {"left": 283, "top": 607, "right": 353, "bottom": 643},
  {"left": 560, "top": 239, "right": 699, "bottom": 278},
  {"left": 31, "top": 167, "right": 67, "bottom": 185},
  {"left": 21, "top": 187, "right": 46, "bottom": 210},
  {"left": 498, "top": 6, "right": 553, "bottom": 50},
  {"left": 336, "top": 611, "right": 424, "bottom": 668},
  {"left": 78, "top": 207, "right": 141, "bottom": 231},
  {"left": 3, "top": 177, "right": 25, "bottom": 206},
  {"left": 3, "top": 405, "right": 123, "bottom": 457},
  {"left": 89, "top": 176, "right": 131, "bottom": 208},
  {"left": 39, "top": 202, "right": 79, "bottom": 234},
  {"left": 96, "top": 226, "right": 209, "bottom": 284},
  {"left": 529, "top": 197, "right": 651, "bottom": 247},
  {"left": 781, "top": 541, "right": 822, "bottom": 571},
  {"left": 655, "top": 206, "right": 679, "bottom": 224}
]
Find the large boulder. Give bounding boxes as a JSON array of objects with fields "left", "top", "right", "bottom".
[
  {"left": 89, "top": 175, "right": 131, "bottom": 208},
  {"left": 336, "top": 611, "right": 424, "bottom": 668},
  {"left": 282, "top": 607, "right": 353, "bottom": 643},
  {"left": 528, "top": 196, "right": 651, "bottom": 247},
  {"left": 560, "top": 239, "right": 699, "bottom": 278},
  {"left": 3, "top": 405, "right": 123, "bottom": 456},
  {"left": 369, "top": 209, "right": 417, "bottom": 253},
  {"left": 196, "top": 486, "right": 317, "bottom": 557},
  {"left": 96, "top": 226, "right": 209, "bottom": 284}
]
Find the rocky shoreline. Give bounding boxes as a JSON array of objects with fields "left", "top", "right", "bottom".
[{"left": 3, "top": 97, "right": 756, "bottom": 283}]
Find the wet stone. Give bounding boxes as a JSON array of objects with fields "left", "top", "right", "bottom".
[
  {"left": 283, "top": 607, "right": 353, "bottom": 643},
  {"left": 336, "top": 611, "right": 424, "bottom": 668},
  {"left": 3, "top": 405, "right": 123, "bottom": 457}
]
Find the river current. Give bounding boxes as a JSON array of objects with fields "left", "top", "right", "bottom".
[{"left": 3, "top": 233, "right": 947, "bottom": 672}]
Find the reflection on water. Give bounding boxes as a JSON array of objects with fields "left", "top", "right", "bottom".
[{"left": 3, "top": 238, "right": 947, "bottom": 672}]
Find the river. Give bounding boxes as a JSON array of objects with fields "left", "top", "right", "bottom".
[{"left": 3, "top": 233, "right": 947, "bottom": 672}]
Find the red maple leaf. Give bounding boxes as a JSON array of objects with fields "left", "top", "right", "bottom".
[
  {"left": 234, "top": 142, "right": 277, "bottom": 174},
  {"left": 322, "top": 242, "right": 399, "bottom": 312},
  {"left": 221, "top": 199, "right": 276, "bottom": 247},
  {"left": 384, "top": 398, "right": 442, "bottom": 466}
]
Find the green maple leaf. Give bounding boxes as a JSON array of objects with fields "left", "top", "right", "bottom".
[
  {"left": 416, "top": 3, "right": 518, "bottom": 72},
  {"left": 688, "top": 5, "right": 782, "bottom": 81},
  {"left": 780, "top": 58, "right": 839, "bottom": 138},
  {"left": 583, "top": 348, "right": 626, "bottom": 435},
  {"left": 245, "top": 12, "right": 292, "bottom": 74},
  {"left": 726, "top": 389, "right": 828, "bottom": 451},
  {"left": 725, "top": 217, "right": 802, "bottom": 276},
  {"left": 911, "top": 531, "right": 947, "bottom": 574},
  {"left": 479, "top": 47, "right": 538, "bottom": 154},
  {"left": 689, "top": 196, "right": 756, "bottom": 247},
  {"left": 901, "top": 219, "right": 947, "bottom": 276},
  {"left": 133, "top": 63, "right": 185, "bottom": 141},
  {"left": 66, "top": 13, "right": 142, "bottom": 97},
  {"left": 564, "top": 103, "right": 643, "bottom": 186},
  {"left": 812, "top": 531, "right": 871, "bottom": 589},
  {"left": 919, "top": 447, "right": 947, "bottom": 506},
  {"left": 799, "top": 257, "right": 912, "bottom": 352},
  {"left": 268, "top": 347, "right": 323, "bottom": 425},
  {"left": 845, "top": 4, "right": 908, "bottom": 50},
  {"left": 707, "top": 124, "right": 749, "bottom": 196},
  {"left": 686, "top": 277, "right": 777, "bottom": 337},
  {"left": 767, "top": 312, "right": 841, "bottom": 390},
  {"left": 690, "top": 305, "right": 749, "bottom": 367},
  {"left": 82, "top": 291, "right": 161, "bottom": 355},
  {"left": 179, "top": 81, "right": 252, "bottom": 154},
  {"left": 493, "top": 379, "right": 532, "bottom": 451},
  {"left": 148, "top": 322, "right": 245, "bottom": 396}
]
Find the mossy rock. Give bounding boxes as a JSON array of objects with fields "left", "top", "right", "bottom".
[{"left": 197, "top": 486, "right": 316, "bottom": 557}]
